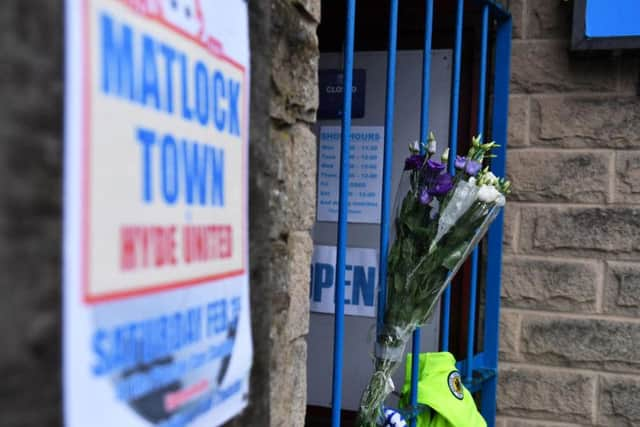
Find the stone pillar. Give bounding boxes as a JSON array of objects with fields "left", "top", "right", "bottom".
[
  {"left": 498, "top": 1, "right": 640, "bottom": 426},
  {"left": 0, "top": 1, "right": 64, "bottom": 425}
]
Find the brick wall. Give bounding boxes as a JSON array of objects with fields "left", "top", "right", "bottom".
[{"left": 497, "top": 1, "right": 640, "bottom": 426}]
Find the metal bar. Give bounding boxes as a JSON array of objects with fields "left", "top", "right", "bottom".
[
  {"left": 376, "top": 0, "right": 399, "bottom": 338},
  {"left": 331, "top": 0, "right": 357, "bottom": 424},
  {"left": 409, "top": 2, "right": 434, "bottom": 424},
  {"left": 480, "top": 14, "right": 512, "bottom": 427},
  {"left": 465, "top": 3, "right": 489, "bottom": 384},
  {"left": 441, "top": 0, "right": 465, "bottom": 353}
]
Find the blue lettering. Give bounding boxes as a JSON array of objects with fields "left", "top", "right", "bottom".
[
  {"left": 137, "top": 127, "right": 156, "bottom": 202},
  {"left": 101, "top": 13, "right": 135, "bottom": 100},
  {"left": 182, "top": 141, "right": 208, "bottom": 205},
  {"left": 228, "top": 80, "right": 241, "bottom": 136},
  {"left": 313, "top": 263, "right": 334, "bottom": 302},
  {"left": 180, "top": 53, "right": 193, "bottom": 120},
  {"left": 212, "top": 71, "right": 226, "bottom": 131},
  {"left": 161, "top": 134, "right": 179, "bottom": 204},
  {"left": 92, "top": 329, "right": 110, "bottom": 376},
  {"left": 210, "top": 146, "right": 224, "bottom": 206},
  {"left": 352, "top": 266, "right": 375, "bottom": 307},
  {"left": 140, "top": 35, "right": 160, "bottom": 109},
  {"left": 159, "top": 43, "right": 176, "bottom": 113},
  {"left": 194, "top": 61, "right": 209, "bottom": 125}
]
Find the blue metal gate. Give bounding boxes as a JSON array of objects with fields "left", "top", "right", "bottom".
[{"left": 328, "top": 1, "right": 512, "bottom": 426}]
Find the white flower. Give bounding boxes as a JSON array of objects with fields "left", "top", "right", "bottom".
[
  {"left": 484, "top": 171, "right": 498, "bottom": 185},
  {"left": 409, "top": 140, "right": 420, "bottom": 153},
  {"left": 478, "top": 184, "right": 502, "bottom": 204},
  {"left": 468, "top": 176, "right": 477, "bottom": 186},
  {"left": 441, "top": 148, "right": 450, "bottom": 163},
  {"left": 427, "top": 138, "right": 437, "bottom": 154}
]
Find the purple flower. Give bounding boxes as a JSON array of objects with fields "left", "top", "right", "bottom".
[
  {"left": 419, "top": 188, "right": 433, "bottom": 205},
  {"left": 430, "top": 173, "right": 454, "bottom": 195},
  {"left": 454, "top": 155, "right": 467, "bottom": 170},
  {"left": 465, "top": 160, "right": 482, "bottom": 176},
  {"left": 426, "top": 159, "right": 446, "bottom": 173},
  {"left": 404, "top": 154, "right": 425, "bottom": 171}
]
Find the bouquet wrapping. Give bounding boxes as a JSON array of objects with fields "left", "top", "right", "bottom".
[{"left": 357, "top": 135, "right": 510, "bottom": 427}]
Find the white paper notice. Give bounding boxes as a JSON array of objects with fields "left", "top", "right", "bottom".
[
  {"left": 64, "top": 1, "right": 252, "bottom": 426},
  {"left": 310, "top": 245, "right": 378, "bottom": 318},
  {"left": 317, "top": 126, "right": 384, "bottom": 224}
]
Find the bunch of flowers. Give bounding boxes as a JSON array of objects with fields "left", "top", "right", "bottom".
[{"left": 357, "top": 134, "right": 510, "bottom": 427}]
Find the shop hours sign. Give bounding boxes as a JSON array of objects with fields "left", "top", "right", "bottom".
[{"left": 317, "top": 126, "right": 384, "bottom": 224}]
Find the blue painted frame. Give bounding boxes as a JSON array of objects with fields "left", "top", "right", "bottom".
[{"left": 328, "top": 2, "right": 512, "bottom": 426}]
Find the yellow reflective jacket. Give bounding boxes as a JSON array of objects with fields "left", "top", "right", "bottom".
[{"left": 400, "top": 352, "right": 487, "bottom": 427}]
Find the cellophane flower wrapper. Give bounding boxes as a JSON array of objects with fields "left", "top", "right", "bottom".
[{"left": 356, "top": 137, "right": 510, "bottom": 427}]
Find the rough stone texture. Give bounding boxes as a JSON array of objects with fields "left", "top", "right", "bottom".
[
  {"left": 505, "top": 420, "right": 586, "bottom": 427},
  {"left": 618, "top": 56, "right": 640, "bottom": 95},
  {"left": 500, "top": 4, "right": 640, "bottom": 426},
  {"left": 264, "top": 1, "right": 319, "bottom": 425},
  {"left": 0, "top": 1, "right": 63, "bottom": 425},
  {"left": 531, "top": 96, "right": 640, "bottom": 148},
  {"left": 525, "top": 0, "right": 573, "bottom": 40},
  {"left": 497, "top": 366, "right": 595, "bottom": 423},
  {"left": 599, "top": 376, "right": 640, "bottom": 427},
  {"left": 502, "top": 257, "right": 599, "bottom": 312},
  {"left": 270, "top": 0, "right": 319, "bottom": 125},
  {"left": 270, "top": 338, "right": 308, "bottom": 427},
  {"left": 508, "top": 96, "right": 529, "bottom": 147},
  {"left": 511, "top": 41, "right": 618, "bottom": 94},
  {"left": 502, "top": 204, "right": 519, "bottom": 255},
  {"left": 510, "top": 0, "right": 524, "bottom": 40},
  {"left": 499, "top": 311, "right": 521, "bottom": 362},
  {"left": 521, "top": 316, "right": 640, "bottom": 373},
  {"left": 520, "top": 207, "right": 640, "bottom": 258},
  {"left": 615, "top": 151, "right": 640, "bottom": 204},
  {"left": 507, "top": 150, "right": 610, "bottom": 203},
  {"left": 604, "top": 262, "right": 640, "bottom": 317}
]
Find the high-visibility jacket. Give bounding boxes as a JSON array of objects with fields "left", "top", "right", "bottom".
[{"left": 400, "top": 352, "right": 487, "bottom": 427}]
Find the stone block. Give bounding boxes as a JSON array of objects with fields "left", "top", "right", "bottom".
[
  {"left": 502, "top": 257, "right": 598, "bottom": 312},
  {"left": 618, "top": 56, "right": 640, "bottom": 95},
  {"left": 510, "top": 0, "right": 524, "bottom": 39},
  {"left": 499, "top": 311, "right": 521, "bottom": 362},
  {"left": 531, "top": 96, "right": 640, "bottom": 148},
  {"left": 291, "top": 0, "right": 321, "bottom": 23},
  {"left": 511, "top": 41, "right": 617, "bottom": 94},
  {"left": 270, "top": 337, "right": 307, "bottom": 427},
  {"left": 270, "top": 0, "right": 319, "bottom": 124},
  {"left": 526, "top": 0, "right": 573, "bottom": 40},
  {"left": 520, "top": 207, "right": 640, "bottom": 258},
  {"left": 497, "top": 365, "right": 595, "bottom": 423},
  {"left": 284, "top": 231, "right": 312, "bottom": 342},
  {"left": 508, "top": 96, "right": 529, "bottom": 147},
  {"left": 502, "top": 204, "right": 519, "bottom": 254},
  {"left": 616, "top": 151, "right": 640, "bottom": 203},
  {"left": 506, "top": 150, "right": 609, "bottom": 203},
  {"left": 604, "top": 262, "right": 640, "bottom": 316},
  {"left": 286, "top": 123, "right": 317, "bottom": 230},
  {"left": 599, "top": 376, "right": 640, "bottom": 427},
  {"left": 521, "top": 316, "right": 640, "bottom": 373}
]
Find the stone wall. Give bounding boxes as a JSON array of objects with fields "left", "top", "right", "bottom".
[{"left": 497, "top": 1, "right": 640, "bottom": 426}]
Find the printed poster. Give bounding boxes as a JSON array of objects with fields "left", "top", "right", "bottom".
[
  {"left": 63, "top": 1, "right": 252, "bottom": 426},
  {"left": 310, "top": 245, "right": 378, "bottom": 318},
  {"left": 317, "top": 126, "right": 384, "bottom": 224}
]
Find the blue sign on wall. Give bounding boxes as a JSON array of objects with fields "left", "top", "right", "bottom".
[
  {"left": 318, "top": 69, "right": 366, "bottom": 120},
  {"left": 586, "top": 0, "right": 640, "bottom": 38}
]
